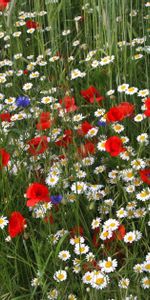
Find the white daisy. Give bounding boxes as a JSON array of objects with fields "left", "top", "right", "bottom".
[
  {"left": 53, "top": 270, "right": 67, "bottom": 282},
  {"left": 99, "top": 257, "right": 118, "bottom": 273},
  {"left": 0, "top": 216, "right": 8, "bottom": 229}
]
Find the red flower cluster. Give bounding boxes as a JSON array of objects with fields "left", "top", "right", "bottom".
[
  {"left": 59, "top": 96, "right": 78, "bottom": 112},
  {"left": 27, "top": 136, "right": 48, "bottom": 155},
  {"left": 26, "top": 20, "right": 39, "bottom": 29},
  {"left": 55, "top": 129, "right": 72, "bottom": 147},
  {"left": 107, "top": 102, "right": 134, "bottom": 122},
  {"left": 8, "top": 211, "right": 26, "bottom": 238},
  {"left": 140, "top": 169, "right": 150, "bottom": 185},
  {"left": 70, "top": 225, "right": 84, "bottom": 237},
  {"left": 26, "top": 182, "right": 50, "bottom": 207},
  {"left": 144, "top": 97, "right": 150, "bottom": 117},
  {"left": 0, "top": 148, "right": 10, "bottom": 168},
  {"left": 80, "top": 86, "right": 104, "bottom": 104},
  {"left": 0, "top": 0, "right": 10, "bottom": 10},
  {"left": 105, "top": 136, "right": 125, "bottom": 157},
  {"left": 78, "top": 141, "right": 95, "bottom": 157},
  {"left": 92, "top": 225, "right": 126, "bottom": 248},
  {"left": 36, "top": 112, "right": 53, "bottom": 130},
  {"left": 0, "top": 112, "right": 11, "bottom": 122},
  {"left": 77, "top": 121, "right": 93, "bottom": 136}
]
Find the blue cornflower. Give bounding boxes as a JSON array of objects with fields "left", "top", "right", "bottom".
[
  {"left": 15, "top": 96, "right": 30, "bottom": 108},
  {"left": 50, "top": 195, "right": 63, "bottom": 205},
  {"left": 97, "top": 119, "right": 106, "bottom": 126}
]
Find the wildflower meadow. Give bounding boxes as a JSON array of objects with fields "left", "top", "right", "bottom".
[{"left": 0, "top": 0, "right": 150, "bottom": 299}]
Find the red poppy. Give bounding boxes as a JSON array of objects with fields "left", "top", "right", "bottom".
[
  {"left": 103, "top": 225, "right": 126, "bottom": 244},
  {"left": 80, "top": 86, "right": 104, "bottom": 103},
  {"left": 140, "top": 169, "right": 150, "bottom": 185},
  {"left": 55, "top": 129, "right": 72, "bottom": 147},
  {"left": 118, "top": 102, "right": 134, "bottom": 118},
  {"left": 23, "top": 69, "right": 28, "bottom": 75},
  {"left": 26, "top": 20, "right": 39, "bottom": 29},
  {"left": 70, "top": 225, "right": 84, "bottom": 237},
  {"left": 59, "top": 96, "right": 78, "bottom": 112},
  {"left": 109, "top": 225, "right": 126, "bottom": 241},
  {"left": 144, "top": 97, "right": 150, "bottom": 117},
  {"left": 26, "top": 182, "right": 50, "bottom": 207},
  {"left": 27, "top": 136, "right": 48, "bottom": 155},
  {"left": 0, "top": 148, "right": 10, "bottom": 168},
  {"left": 105, "top": 136, "right": 124, "bottom": 157},
  {"left": 107, "top": 107, "right": 124, "bottom": 122},
  {"left": 78, "top": 141, "right": 95, "bottom": 157},
  {"left": 107, "top": 102, "right": 134, "bottom": 122},
  {"left": 83, "top": 260, "right": 101, "bottom": 271},
  {"left": 44, "top": 213, "right": 54, "bottom": 224},
  {"left": 77, "top": 121, "right": 93, "bottom": 136},
  {"left": 36, "top": 112, "right": 53, "bottom": 130},
  {"left": 8, "top": 211, "right": 26, "bottom": 238},
  {"left": 0, "top": 112, "right": 11, "bottom": 122},
  {"left": 0, "top": 0, "right": 10, "bottom": 10}
]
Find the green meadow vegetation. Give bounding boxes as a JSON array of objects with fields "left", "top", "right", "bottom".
[{"left": 0, "top": 1, "right": 150, "bottom": 299}]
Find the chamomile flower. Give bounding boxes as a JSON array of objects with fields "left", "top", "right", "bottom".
[
  {"left": 137, "top": 133, "right": 149, "bottom": 144},
  {"left": 70, "top": 236, "right": 85, "bottom": 246},
  {"left": 118, "top": 278, "right": 130, "bottom": 289},
  {"left": 91, "top": 272, "right": 109, "bottom": 289},
  {"left": 100, "top": 230, "right": 113, "bottom": 241},
  {"left": 22, "top": 82, "right": 33, "bottom": 91},
  {"left": 141, "top": 277, "right": 150, "bottom": 289},
  {"left": 68, "top": 294, "right": 77, "bottom": 300},
  {"left": 112, "top": 123, "right": 124, "bottom": 133},
  {"left": 82, "top": 272, "right": 93, "bottom": 284},
  {"left": 27, "top": 28, "right": 35, "bottom": 34},
  {"left": 91, "top": 218, "right": 101, "bottom": 229},
  {"left": 136, "top": 188, "right": 150, "bottom": 201},
  {"left": 0, "top": 216, "right": 8, "bottom": 229},
  {"left": 70, "top": 69, "right": 86, "bottom": 80},
  {"left": 125, "top": 87, "right": 138, "bottom": 95},
  {"left": 99, "top": 257, "right": 118, "bottom": 273},
  {"left": 100, "top": 55, "right": 115, "bottom": 66},
  {"left": 53, "top": 270, "right": 67, "bottom": 282},
  {"left": 131, "top": 158, "right": 146, "bottom": 170},
  {"left": 82, "top": 157, "right": 95, "bottom": 166},
  {"left": 41, "top": 96, "right": 55, "bottom": 104},
  {"left": 5, "top": 97, "right": 16, "bottom": 104},
  {"left": 72, "top": 114, "right": 84, "bottom": 122},
  {"left": 121, "top": 169, "right": 135, "bottom": 182},
  {"left": 133, "top": 54, "right": 143, "bottom": 60},
  {"left": 142, "top": 261, "right": 150, "bottom": 273},
  {"left": 106, "top": 89, "right": 115, "bottom": 96},
  {"left": 62, "top": 29, "right": 71, "bottom": 36},
  {"left": 45, "top": 175, "right": 59, "bottom": 187},
  {"left": 97, "top": 140, "right": 107, "bottom": 151},
  {"left": 86, "top": 127, "right": 98, "bottom": 137},
  {"left": 29, "top": 71, "right": 40, "bottom": 79},
  {"left": 138, "top": 89, "right": 149, "bottom": 97},
  {"left": 134, "top": 114, "right": 145, "bottom": 122},
  {"left": 116, "top": 208, "right": 127, "bottom": 218},
  {"left": 31, "top": 277, "right": 40, "bottom": 287},
  {"left": 103, "top": 218, "right": 120, "bottom": 232},
  {"left": 86, "top": 252, "right": 95, "bottom": 262},
  {"left": 58, "top": 250, "right": 71, "bottom": 261},
  {"left": 133, "top": 264, "right": 143, "bottom": 273},
  {"left": 117, "top": 83, "right": 129, "bottom": 93},
  {"left": 124, "top": 231, "right": 136, "bottom": 243},
  {"left": 74, "top": 244, "right": 89, "bottom": 255},
  {"left": 71, "top": 181, "right": 87, "bottom": 194},
  {"left": 47, "top": 289, "right": 58, "bottom": 299},
  {"left": 94, "top": 109, "right": 106, "bottom": 117}
]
